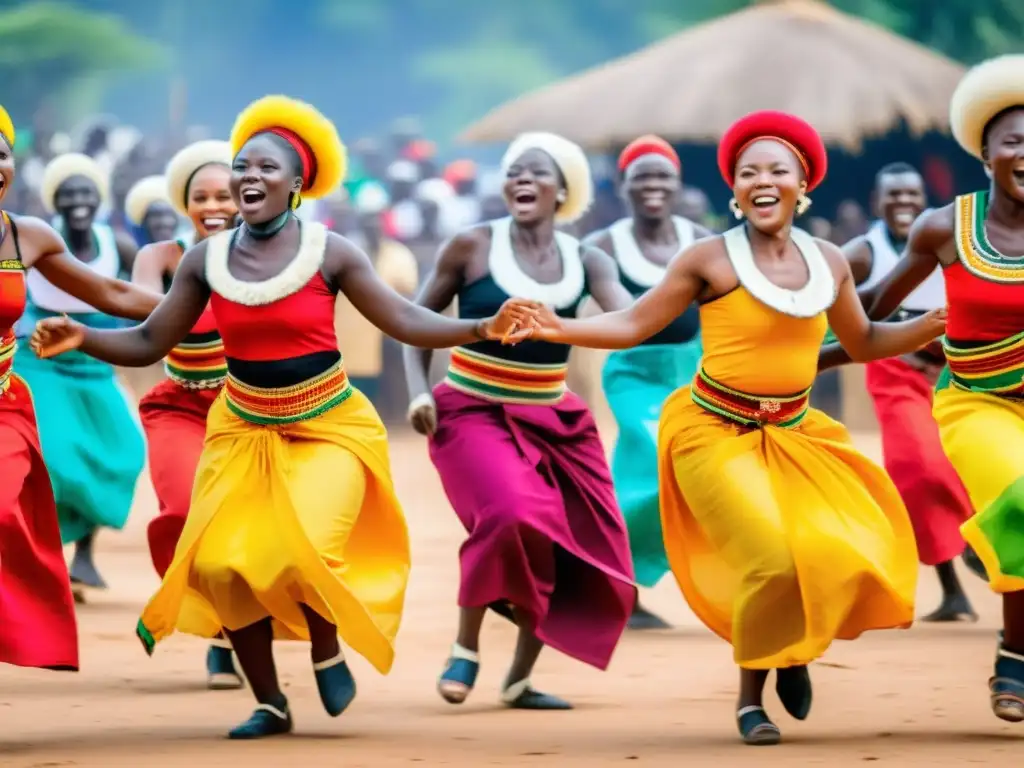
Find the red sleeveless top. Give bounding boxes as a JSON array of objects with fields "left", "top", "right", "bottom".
[
  {"left": 0, "top": 213, "right": 26, "bottom": 393},
  {"left": 945, "top": 192, "right": 1024, "bottom": 341}
]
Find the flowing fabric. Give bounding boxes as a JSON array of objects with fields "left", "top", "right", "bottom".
[
  {"left": 865, "top": 357, "right": 972, "bottom": 565},
  {"left": 0, "top": 375, "right": 79, "bottom": 670},
  {"left": 428, "top": 382, "right": 636, "bottom": 670},
  {"left": 602, "top": 339, "right": 702, "bottom": 587},
  {"left": 139, "top": 381, "right": 219, "bottom": 577},
  {"left": 137, "top": 388, "right": 410, "bottom": 675}
]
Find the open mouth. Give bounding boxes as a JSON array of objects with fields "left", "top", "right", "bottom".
[
  {"left": 241, "top": 188, "right": 266, "bottom": 205},
  {"left": 892, "top": 208, "right": 916, "bottom": 226},
  {"left": 202, "top": 217, "right": 229, "bottom": 231},
  {"left": 752, "top": 195, "right": 779, "bottom": 210},
  {"left": 513, "top": 190, "right": 537, "bottom": 205},
  {"left": 69, "top": 205, "right": 91, "bottom": 219},
  {"left": 1013, "top": 163, "right": 1024, "bottom": 184},
  {"left": 641, "top": 191, "right": 666, "bottom": 206}
]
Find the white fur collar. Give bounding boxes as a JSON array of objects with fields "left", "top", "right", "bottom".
[
  {"left": 488, "top": 216, "right": 585, "bottom": 309},
  {"left": 610, "top": 216, "right": 694, "bottom": 289},
  {"left": 205, "top": 222, "right": 327, "bottom": 306}
]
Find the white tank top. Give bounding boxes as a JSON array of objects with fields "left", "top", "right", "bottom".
[
  {"left": 26, "top": 224, "right": 120, "bottom": 313},
  {"left": 608, "top": 215, "right": 695, "bottom": 289},
  {"left": 488, "top": 216, "right": 585, "bottom": 310},
  {"left": 861, "top": 220, "right": 944, "bottom": 311}
]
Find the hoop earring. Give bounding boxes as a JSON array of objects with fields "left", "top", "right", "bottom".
[
  {"left": 556, "top": 191, "right": 567, "bottom": 203},
  {"left": 795, "top": 194, "right": 812, "bottom": 216},
  {"left": 729, "top": 197, "right": 743, "bottom": 220}
]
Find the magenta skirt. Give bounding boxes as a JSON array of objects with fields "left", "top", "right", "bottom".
[{"left": 428, "top": 382, "right": 636, "bottom": 670}]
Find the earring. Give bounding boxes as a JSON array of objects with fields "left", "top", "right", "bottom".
[
  {"left": 796, "top": 194, "right": 812, "bottom": 216},
  {"left": 556, "top": 191, "right": 567, "bottom": 203},
  {"left": 729, "top": 197, "right": 743, "bottom": 220}
]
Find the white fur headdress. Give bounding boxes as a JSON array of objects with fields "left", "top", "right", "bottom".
[
  {"left": 165, "top": 140, "right": 232, "bottom": 216},
  {"left": 124, "top": 175, "right": 170, "bottom": 225},
  {"left": 950, "top": 55, "right": 1024, "bottom": 160},
  {"left": 501, "top": 132, "right": 592, "bottom": 224},
  {"left": 40, "top": 152, "right": 109, "bottom": 214}
]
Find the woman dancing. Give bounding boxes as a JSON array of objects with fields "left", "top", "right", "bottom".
[
  {"left": 15, "top": 151, "right": 145, "bottom": 597},
  {"left": 131, "top": 140, "right": 243, "bottom": 690},
  {"left": 589, "top": 135, "right": 711, "bottom": 630},
  {"left": 0, "top": 105, "right": 160, "bottom": 673},
  {"left": 403, "top": 131, "right": 637, "bottom": 710},
  {"left": 821, "top": 55, "right": 1024, "bottom": 724},
  {"left": 125, "top": 174, "right": 179, "bottom": 247},
  {"left": 521, "top": 111, "right": 943, "bottom": 744},
  {"left": 31, "top": 95, "right": 531, "bottom": 739}
]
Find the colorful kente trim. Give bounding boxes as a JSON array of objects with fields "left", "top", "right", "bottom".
[
  {"left": 0, "top": 329, "right": 15, "bottom": 395},
  {"left": 944, "top": 331, "right": 1024, "bottom": 396},
  {"left": 165, "top": 330, "right": 228, "bottom": 389},
  {"left": 955, "top": 192, "right": 1024, "bottom": 283},
  {"left": 690, "top": 368, "right": 810, "bottom": 428},
  {"left": 224, "top": 359, "right": 353, "bottom": 425},
  {"left": 136, "top": 618, "right": 156, "bottom": 656},
  {"left": 445, "top": 346, "right": 568, "bottom": 405}
]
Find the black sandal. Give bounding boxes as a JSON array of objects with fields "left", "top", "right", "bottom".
[{"left": 737, "top": 705, "right": 781, "bottom": 745}]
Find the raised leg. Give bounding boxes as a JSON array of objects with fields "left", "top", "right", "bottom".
[
  {"left": 206, "top": 630, "right": 245, "bottom": 690},
  {"left": 921, "top": 560, "right": 977, "bottom": 622},
  {"left": 69, "top": 530, "right": 107, "bottom": 590},
  {"left": 300, "top": 603, "right": 356, "bottom": 717}
]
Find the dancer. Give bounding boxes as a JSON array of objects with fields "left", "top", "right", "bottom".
[
  {"left": 131, "top": 140, "right": 243, "bottom": 690},
  {"left": 588, "top": 135, "right": 711, "bottom": 630},
  {"left": 30, "top": 95, "right": 532, "bottom": 739},
  {"left": 15, "top": 152, "right": 145, "bottom": 597},
  {"left": 821, "top": 55, "right": 1024, "bottom": 724},
  {"left": 842, "top": 162, "right": 976, "bottom": 622},
  {"left": 403, "top": 131, "right": 638, "bottom": 710},
  {"left": 519, "top": 111, "right": 943, "bottom": 744},
  {"left": 0, "top": 106, "right": 160, "bottom": 673},
  {"left": 125, "top": 174, "right": 179, "bottom": 247}
]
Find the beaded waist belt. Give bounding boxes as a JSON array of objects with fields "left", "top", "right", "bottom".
[
  {"left": 225, "top": 360, "right": 353, "bottom": 425},
  {"left": 0, "top": 329, "right": 15, "bottom": 395},
  {"left": 944, "top": 331, "right": 1024, "bottom": 397},
  {"left": 445, "top": 346, "right": 568, "bottom": 405},
  {"left": 165, "top": 331, "right": 227, "bottom": 389},
  {"left": 690, "top": 368, "right": 810, "bottom": 429}
]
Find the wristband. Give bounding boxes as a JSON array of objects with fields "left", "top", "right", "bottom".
[{"left": 406, "top": 392, "right": 435, "bottom": 422}]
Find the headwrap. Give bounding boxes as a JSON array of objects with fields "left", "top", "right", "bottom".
[
  {"left": 164, "top": 139, "right": 232, "bottom": 216},
  {"left": 0, "top": 104, "right": 15, "bottom": 149},
  {"left": 230, "top": 95, "right": 346, "bottom": 207},
  {"left": 618, "top": 135, "right": 680, "bottom": 173},
  {"left": 443, "top": 159, "right": 477, "bottom": 187},
  {"left": 500, "top": 132, "right": 593, "bottom": 224},
  {"left": 40, "top": 152, "right": 110, "bottom": 214},
  {"left": 949, "top": 54, "right": 1024, "bottom": 160},
  {"left": 717, "top": 110, "right": 827, "bottom": 192},
  {"left": 124, "top": 175, "right": 171, "bottom": 225}
]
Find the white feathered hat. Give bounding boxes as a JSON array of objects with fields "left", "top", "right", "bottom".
[
  {"left": 950, "top": 55, "right": 1024, "bottom": 160},
  {"left": 124, "top": 175, "right": 171, "bottom": 226},
  {"left": 500, "top": 132, "right": 593, "bottom": 224},
  {"left": 40, "top": 152, "right": 109, "bottom": 214},
  {"left": 164, "top": 140, "right": 232, "bottom": 216}
]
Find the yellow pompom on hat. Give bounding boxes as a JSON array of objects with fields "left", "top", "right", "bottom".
[
  {"left": 40, "top": 152, "right": 109, "bottom": 214},
  {"left": 165, "top": 140, "right": 232, "bottom": 216},
  {"left": 950, "top": 54, "right": 1024, "bottom": 160},
  {"left": 500, "top": 132, "right": 593, "bottom": 224},
  {"left": 0, "top": 104, "right": 15, "bottom": 149},
  {"left": 229, "top": 95, "right": 346, "bottom": 202},
  {"left": 124, "top": 175, "right": 171, "bottom": 226}
]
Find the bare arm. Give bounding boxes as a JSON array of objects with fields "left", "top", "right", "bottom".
[
  {"left": 823, "top": 242, "right": 945, "bottom": 363},
  {"left": 71, "top": 245, "right": 210, "bottom": 366},
  {"left": 535, "top": 240, "right": 710, "bottom": 349},
  {"left": 581, "top": 244, "right": 633, "bottom": 312},
  {"left": 842, "top": 236, "right": 874, "bottom": 287},
  {"left": 19, "top": 216, "right": 161, "bottom": 320},
  {"left": 115, "top": 228, "right": 139, "bottom": 276},
  {"left": 131, "top": 241, "right": 177, "bottom": 295}
]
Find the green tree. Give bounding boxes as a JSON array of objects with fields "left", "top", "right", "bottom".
[{"left": 0, "top": 1, "right": 167, "bottom": 131}]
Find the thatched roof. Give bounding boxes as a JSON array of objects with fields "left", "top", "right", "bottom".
[{"left": 459, "top": 0, "right": 966, "bottom": 152}]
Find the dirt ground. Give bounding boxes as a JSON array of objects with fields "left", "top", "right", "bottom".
[{"left": 0, "top": 421, "right": 1019, "bottom": 767}]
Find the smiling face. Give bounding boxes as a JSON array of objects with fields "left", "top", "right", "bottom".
[
  {"left": 0, "top": 134, "right": 14, "bottom": 207},
  {"left": 733, "top": 139, "right": 806, "bottom": 235},
  {"left": 54, "top": 175, "right": 101, "bottom": 233},
  {"left": 984, "top": 107, "right": 1024, "bottom": 204},
  {"left": 186, "top": 163, "right": 236, "bottom": 238},
  {"left": 142, "top": 200, "right": 179, "bottom": 243},
  {"left": 623, "top": 154, "right": 680, "bottom": 221},
  {"left": 502, "top": 147, "right": 562, "bottom": 225},
  {"left": 875, "top": 171, "right": 925, "bottom": 240},
  {"left": 230, "top": 134, "right": 302, "bottom": 225}
]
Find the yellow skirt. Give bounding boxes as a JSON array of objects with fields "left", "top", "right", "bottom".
[
  {"left": 136, "top": 388, "right": 410, "bottom": 674},
  {"left": 934, "top": 386, "right": 1024, "bottom": 593},
  {"left": 657, "top": 387, "right": 917, "bottom": 669}
]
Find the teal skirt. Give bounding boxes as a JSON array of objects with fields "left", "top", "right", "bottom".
[
  {"left": 13, "top": 344, "right": 144, "bottom": 544},
  {"left": 601, "top": 338, "right": 703, "bottom": 588}
]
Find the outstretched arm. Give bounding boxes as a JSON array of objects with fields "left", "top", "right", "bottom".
[{"left": 20, "top": 216, "right": 161, "bottom": 320}]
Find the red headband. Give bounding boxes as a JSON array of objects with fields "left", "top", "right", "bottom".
[
  {"left": 618, "top": 135, "right": 680, "bottom": 173},
  {"left": 717, "top": 111, "right": 827, "bottom": 192},
  {"left": 264, "top": 127, "right": 318, "bottom": 191}
]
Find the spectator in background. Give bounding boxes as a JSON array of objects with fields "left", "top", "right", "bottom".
[
  {"left": 384, "top": 158, "right": 424, "bottom": 241},
  {"left": 678, "top": 186, "right": 719, "bottom": 232},
  {"left": 353, "top": 136, "right": 388, "bottom": 179},
  {"left": 832, "top": 199, "right": 869, "bottom": 245},
  {"left": 440, "top": 159, "right": 481, "bottom": 237}
]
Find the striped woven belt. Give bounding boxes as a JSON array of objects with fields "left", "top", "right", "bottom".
[
  {"left": 944, "top": 331, "right": 1024, "bottom": 397},
  {"left": 165, "top": 331, "right": 227, "bottom": 389},
  {"left": 0, "top": 329, "right": 14, "bottom": 395},
  {"left": 690, "top": 368, "right": 810, "bottom": 428},
  {"left": 225, "top": 359, "right": 353, "bottom": 425},
  {"left": 445, "top": 346, "right": 568, "bottom": 405}
]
